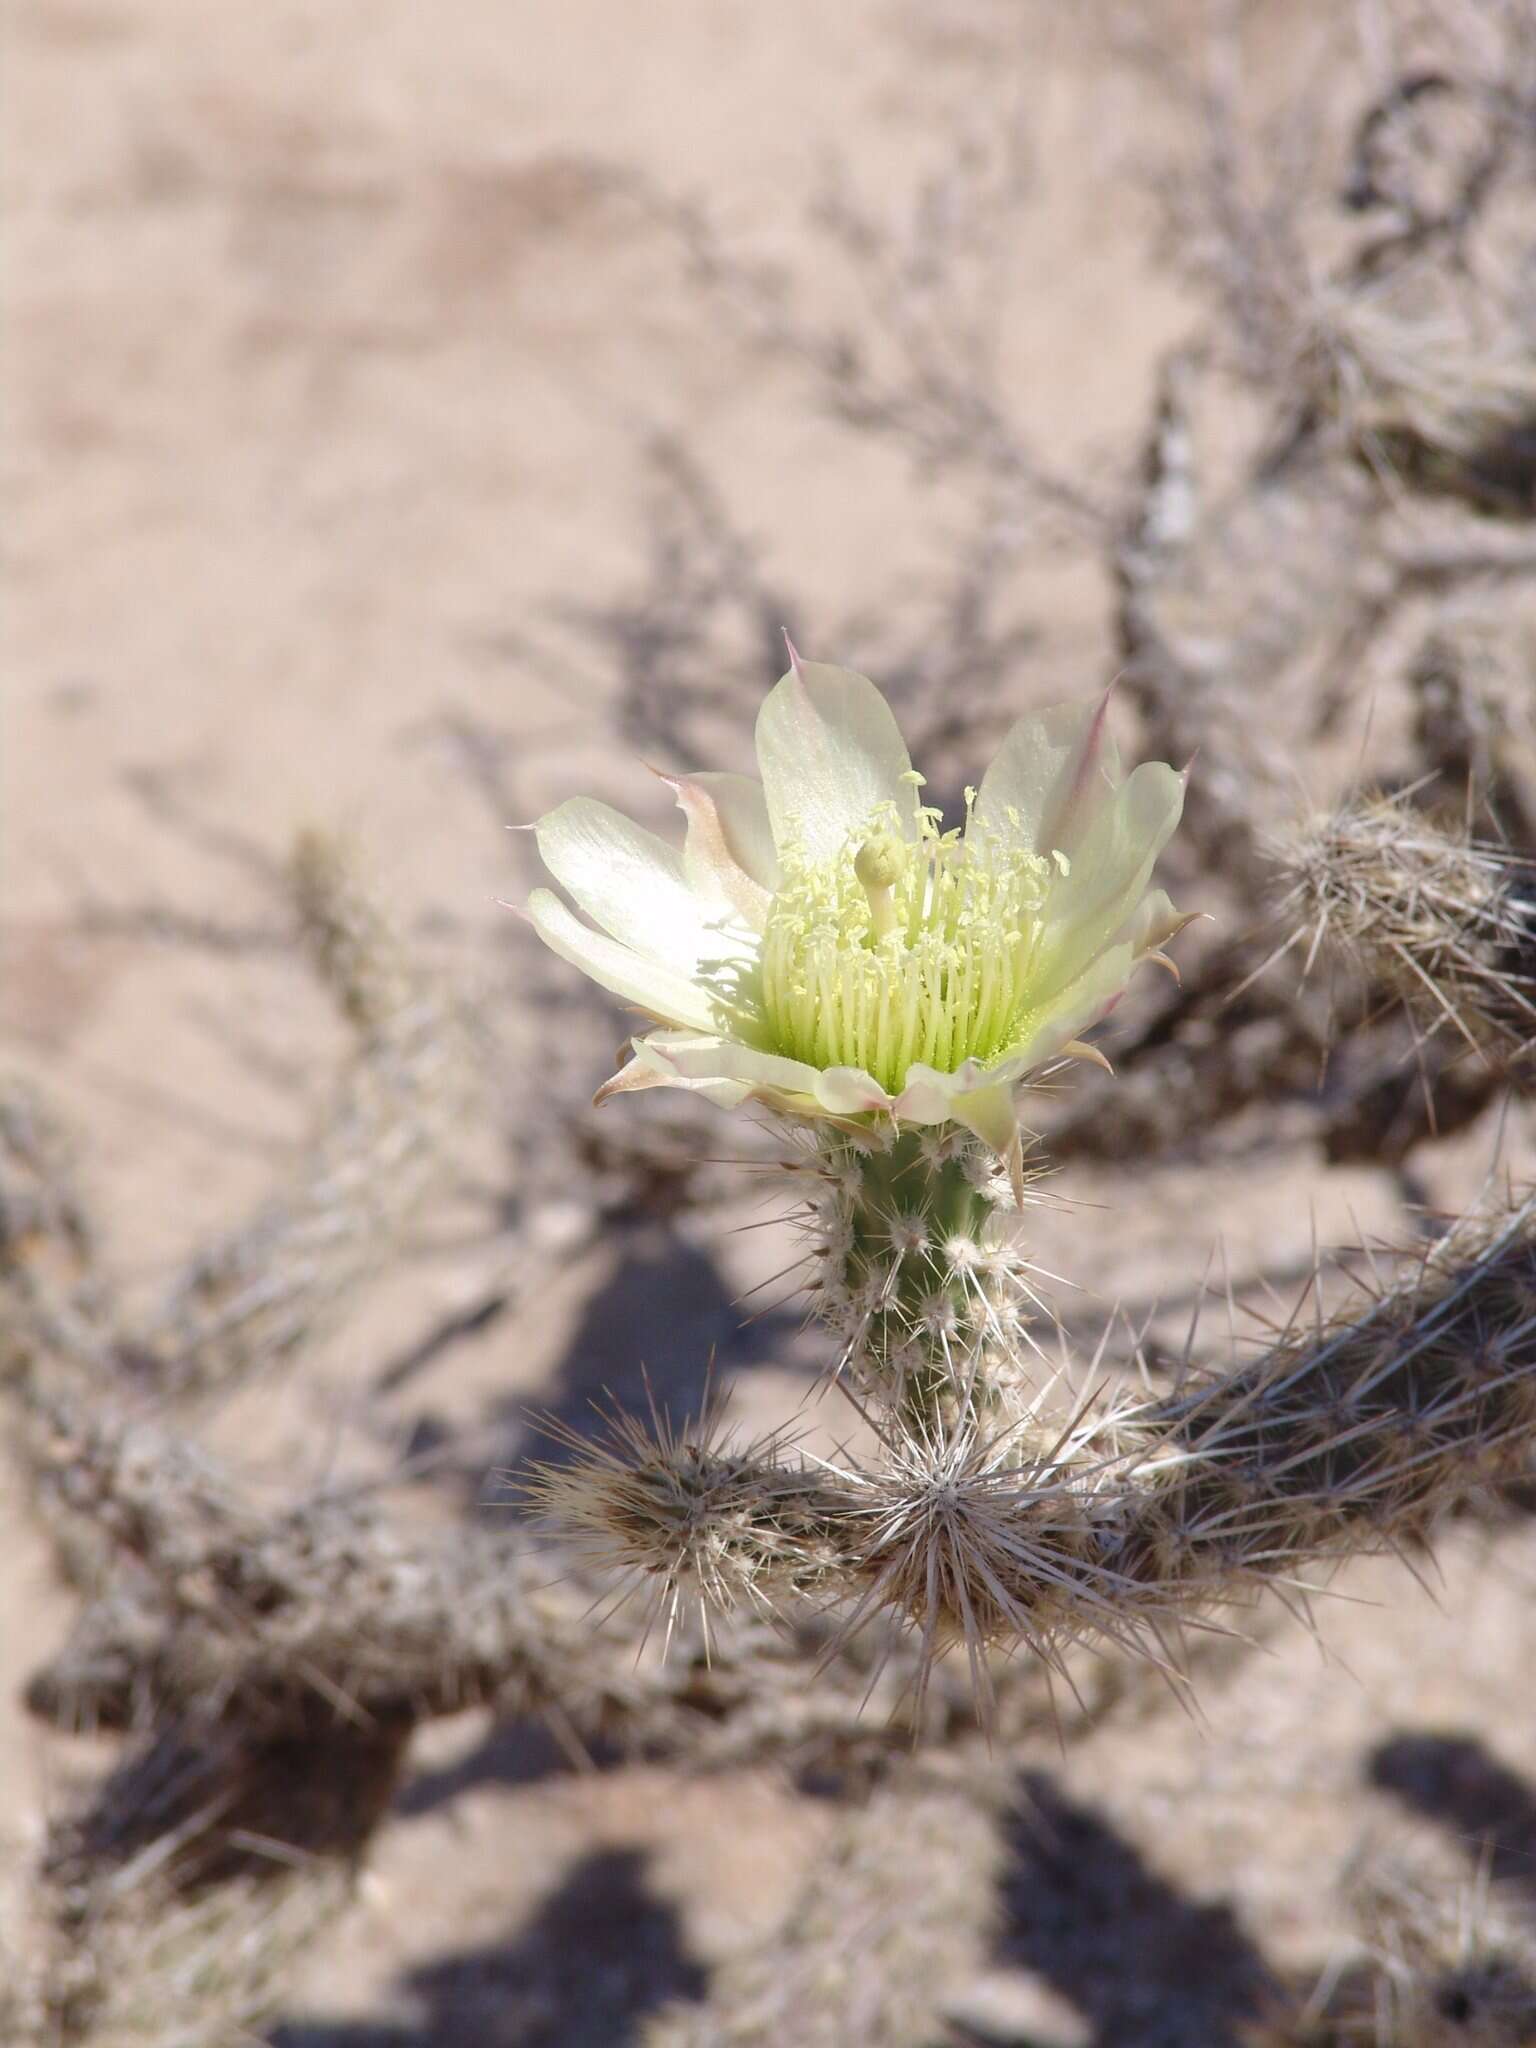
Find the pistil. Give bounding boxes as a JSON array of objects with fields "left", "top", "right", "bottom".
[{"left": 854, "top": 831, "right": 908, "bottom": 942}]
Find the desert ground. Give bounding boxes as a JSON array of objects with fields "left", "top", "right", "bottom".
[{"left": 12, "top": 2, "right": 1536, "bottom": 2043}]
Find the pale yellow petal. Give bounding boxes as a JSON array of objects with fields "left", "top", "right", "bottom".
[
  {"left": 811, "top": 1066, "right": 895, "bottom": 1116},
  {"left": 659, "top": 771, "right": 775, "bottom": 930},
  {"left": 890, "top": 1065, "right": 969, "bottom": 1123},
  {"left": 626, "top": 1030, "right": 887, "bottom": 1109},
  {"left": 950, "top": 1084, "right": 1026, "bottom": 1198},
  {"left": 595, "top": 1045, "right": 754, "bottom": 1111},
  {"left": 1111, "top": 886, "right": 1186, "bottom": 956},
  {"left": 1033, "top": 762, "right": 1185, "bottom": 997},
  {"left": 1005, "top": 939, "right": 1139, "bottom": 1071},
  {"left": 644, "top": 1032, "right": 827, "bottom": 1096},
  {"left": 677, "top": 772, "right": 780, "bottom": 889},
  {"left": 524, "top": 889, "right": 719, "bottom": 1033},
  {"left": 535, "top": 796, "right": 754, "bottom": 978},
  {"left": 973, "top": 693, "right": 1121, "bottom": 858},
  {"left": 754, "top": 659, "right": 917, "bottom": 863},
  {"left": 609, "top": 1030, "right": 893, "bottom": 1122}
]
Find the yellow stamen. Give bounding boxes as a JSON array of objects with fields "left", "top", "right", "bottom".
[{"left": 759, "top": 805, "right": 1049, "bottom": 1091}]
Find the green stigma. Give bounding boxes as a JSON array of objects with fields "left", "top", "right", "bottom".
[{"left": 757, "top": 804, "right": 1050, "bottom": 1090}]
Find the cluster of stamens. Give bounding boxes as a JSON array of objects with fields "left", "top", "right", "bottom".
[{"left": 756, "top": 795, "right": 1052, "bottom": 1088}]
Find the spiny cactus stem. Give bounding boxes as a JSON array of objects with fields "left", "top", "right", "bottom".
[
  {"left": 536, "top": 1192, "right": 1536, "bottom": 1680},
  {"left": 806, "top": 1127, "right": 1023, "bottom": 1429},
  {"left": 1275, "top": 793, "right": 1536, "bottom": 1072}
]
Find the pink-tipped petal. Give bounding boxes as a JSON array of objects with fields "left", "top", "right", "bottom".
[
  {"left": 1032, "top": 762, "right": 1186, "bottom": 998},
  {"left": 974, "top": 694, "right": 1124, "bottom": 859},
  {"left": 525, "top": 888, "right": 720, "bottom": 1034},
  {"left": 1110, "top": 889, "right": 1201, "bottom": 967},
  {"left": 606, "top": 1030, "right": 896, "bottom": 1126},
  {"left": 593, "top": 1052, "right": 667, "bottom": 1105},
  {"left": 596, "top": 1035, "right": 756, "bottom": 1110},
  {"left": 754, "top": 661, "right": 918, "bottom": 864},
  {"left": 1034, "top": 689, "right": 1116, "bottom": 856},
  {"left": 657, "top": 769, "right": 776, "bottom": 927},
  {"left": 890, "top": 1068, "right": 957, "bottom": 1124},
  {"left": 813, "top": 1067, "right": 896, "bottom": 1116},
  {"left": 1001, "top": 942, "right": 1138, "bottom": 1074},
  {"left": 534, "top": 796, "right": 755, "bottom": 979}
]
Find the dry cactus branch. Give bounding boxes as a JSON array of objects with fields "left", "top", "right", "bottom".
[
  {"left": 1276, "top": 791, "right": 1536, "bottom": 1076},
  {"left": 135, "top": 830, "right": 476, "bottom": 1394},
  {"left": 1251, "top": 1855, "right": 1536, "bottom": 2047},
  {"left": 4, "top": 1857, "right": 357, "bottom": 2048},
  {"left": 0, "top": 845, "right": 497, "bottom": 2043},
  {"left": 22, "top": 1386, "right": 628, "bottom": 1735},
  {"left": 538, "top": 1189, "right": 1536, "bottom": 1685},
  {"left": 14, "top": 15, "right": 1536, "bottom": 2044},
  {"left": 0, "top": 833, "right": 476, "bottom": 1406},
  {"left": 2, "top": 1706, "right": 395, "bottom": 2048},
  {"left": 0, "top": 976, "right": 1081, "bottom": 1807},
  {"left": 21, "top": 1372, "right": 1128, "bottom": 1777},
  {"left": 1040, "top": 943, "right": 1502, "bottom": 1170},
  {"left": 1407, "top": 622, "right": 1536, "bottom": 848},
  {"left": 1112, "top": 347, "right": 1277, "bottom": 884}
]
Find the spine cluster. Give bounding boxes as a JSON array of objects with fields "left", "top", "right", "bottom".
[
  {"left": 537, "top": 1188, "right": 1536, "bottom": 1690},
  {"left": 794, "top": 1124, "right": 1041, "bottom": 1421},
  {"left": 1276, "top": 792, "right": 1536, "bottom": 1071}
]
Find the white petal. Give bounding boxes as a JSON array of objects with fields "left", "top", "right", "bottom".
[
  {"left": 1007, "top": 940, "right": 1139, "bottom": 1068},
  {"left": 624, "top": 1030, "right": 892, "bottom": 1111},
  {"left": 632, "top": 1030, "right": 828, "bottom": 1097},
  {"left": 945, "top": 1081, "right": 1019, "bottom": 1154},
  {"left": 659, "top": 772, "right": 775, "bottom": 929},
  {"left": 535, "top": 796, "right": 754, "bottom": 977},
  {"left": 610, "top": 1030, "right": 893, "bottom": 1121},
  {"left": 949, "top": 1083, "right": 1027, "bottom": 1198},
  {"left": 524, "top": 889, "right": 720, "bottom": 1033},
  {"left": 891, "top": 1064, "right": 973, "bottom": 1123},
  {"left": 812, "top": 1067, "right": 895, "bottom": 1116},
  {"left": 1033, "top": 762, "right": 1185, "bottom": 997},
  {"left": 678, "top": 772, "right": 780, "bottom": 890},
  {"left": 889, "top": 1067, "right": 1024, "bottom": 1189},
  {"left": 595, "top": 1045, "right": 753, "bottom": 1111},
  {"left": 592, "top": 1052, "right": 673, "bottom": 1104},
  {"left": 754, "top": 660, "right": 917, "bottom": 864},
  {"left": 973, "top": 693, "right": 1121, "bottom": 859}
]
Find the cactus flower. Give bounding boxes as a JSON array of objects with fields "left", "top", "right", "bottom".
[{"left": 526, "top": 653, "right": 1190, "bottom": 1184}]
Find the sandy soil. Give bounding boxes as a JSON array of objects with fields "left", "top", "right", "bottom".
[{"left": 12, "top": 2, "right": 1536, "bottom": 2043}]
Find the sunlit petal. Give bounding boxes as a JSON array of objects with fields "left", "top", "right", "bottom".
[
  {"left": 1110, "top": 886, "right": 1200, "bottom": 967},
  {"left": 534, "top": 796, "right": 754, "bottom": 977},
  {"left": 1008, "top": 940, "right": 1138, "bottom": 1069},
  {"left": 973, "top": 693, "right": 1121, "bottom": 859},
  {"left": 525, "top": 889, "right": 720, "bottom": 1033},
  {"left": 754, "top": 660, "right": 918, "bottom": 864},
  {"left": 681, "top": 772, "right": 780, "bottom": 889},
  {"left": 1033, "top": 762, "right": 1185, "bottom": 996},
  {"left": 659, "top": 771, "right": 776, "bottom": 929}
]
